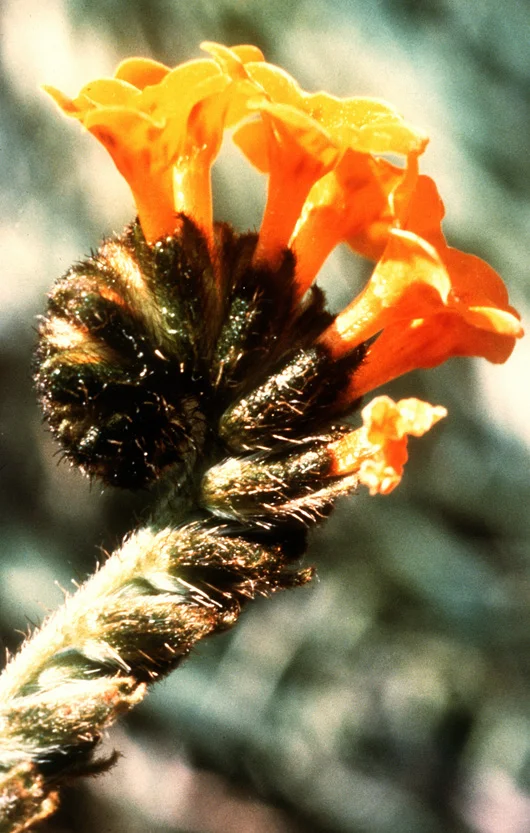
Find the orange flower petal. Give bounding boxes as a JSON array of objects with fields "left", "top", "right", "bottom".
[
  {"left": 222, "top": 55, "right": 427, "bottom": 272},
  {"left": 317, "top": 169, "right": 523, "bottom": 397},
  {"left": 290, "top": 152, "right": 405, "bottom": 293},
  {"left": 364, "top": 396, "right": 447, "bottom": 443},
  {"left": 200, "top": 43, "right": 270, "bottom": 125},
  {"left": 228, "top": 44, "right": 265, "bottom": 63},
  {"left": 141, "top": 60, "right": 225, "bottom": 118},
  {"left": 85, "top": 108, "right": 176, "bottom": 243},
  {"left": 44, "top": 57, "right": 243, "bottom": 245},
  {"left": 359, "top": 397, "right": 447, "bottom": 495},
  {"left": 401, "top": 174, "right": 445, "bottom": 246},
  {"left": 348, "top": 310, "right": 521, "bottom": 400},
  {"left": 232, "top": 118, "right": 270, "bottom": 172},
  {"left": 329, "top": 396, "right": 446, "bottom": 495},
  {"left": 233, "top": 102, "right": 342, "bottom": 265},
  {"left": 290, "top": 145, "right": 422, "bottom": 296},
  {"left": 403, "top": 177, "right": 520, "bottom": 313},
  {"left": 43, "top": 84, "right": 83, "bottom": 116},
  {"left": 441, "top": 247, "right": 519, "bottom": 317},
  {"left": 321, "top": 228, "right": 452, "bottom": 355},
  {"left": 240, "top": 62, "right": 428, "bottom": 154}
]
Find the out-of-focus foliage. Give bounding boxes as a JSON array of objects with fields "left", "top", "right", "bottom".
[{"left": 0, "top": 1, "right": 529, "bottom": 831}]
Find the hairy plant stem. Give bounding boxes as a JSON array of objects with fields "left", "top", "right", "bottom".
[{"left": 0, "top": 515, "right": 311, "bottom": 832}]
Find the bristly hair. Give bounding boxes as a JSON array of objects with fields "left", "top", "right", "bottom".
[{"left": 34, "top": 215, "right": 366, "bottom": 526}]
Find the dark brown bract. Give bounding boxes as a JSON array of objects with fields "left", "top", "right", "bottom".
[{"left": 35, "top": 215, "right": 363, "bottom": 531}]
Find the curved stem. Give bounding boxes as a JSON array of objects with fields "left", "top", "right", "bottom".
[{"left": 0, "top": 520, "right": 311, "bottom": 832}]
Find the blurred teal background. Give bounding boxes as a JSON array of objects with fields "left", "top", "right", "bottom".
[{"left": 1, "top": 1, "right": 529, "bottom": 831}]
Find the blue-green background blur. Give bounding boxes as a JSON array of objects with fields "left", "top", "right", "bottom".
[{"left": 1, "top": 2, "right": 529, "bottom": 831}]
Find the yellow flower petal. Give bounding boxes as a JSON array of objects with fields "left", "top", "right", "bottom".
[
  {"left": 240, "top": 61, "right": 306, "bottom": 107},
  {"left": 305, "top": 92, "right": 428, "bottom": 155},
  {"left": 114, "top": 57, "right": 170, "bottom": 89},
  {"left": 78, "top": 78, "right": 142, "bottom": 108}
]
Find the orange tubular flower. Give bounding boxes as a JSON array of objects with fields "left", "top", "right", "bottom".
[
  {"left": 44, "top": 46, "right": 263, "bottom": 247},
  {"left": 44, "top": 42, "right": 523, "bottom": 498},
  {"left": 319, "top": 175, "right": 523, "bottom": 400},
  {"left": 329, "top": 396, "right": 448, "bottom": 495}
]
